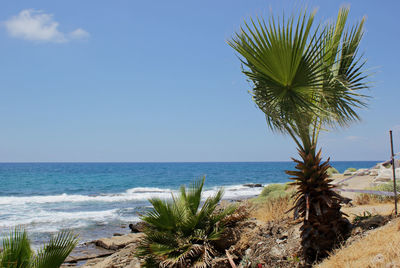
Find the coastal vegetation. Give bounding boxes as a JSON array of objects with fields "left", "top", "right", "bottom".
[
  {"left": 344, "top": 167, "right": 357, "bottom": 173},
  {"left": 317, "top": 217, "right": 400, "bottom": 268},
  {"left": 136, "top": 177, "right": 236, "bottom": 267},
  {"left": 327, "top": 167, "right": 339, "bottom": 177},
  {"left": 0, "top": 228, "right": 78, "bottom": 268},
  {"left": 66, "top": 167, "right": 399, "bottom": 267},
  {"left": 250, "top": 183, "right": 294, "bottom": 222},
  {"left": 252, "top": 183, "right": 290, "bottom": 202},
  {"left": 355, "top": 181, "right": 400, "bottom": 204},
  {"left": 229, "top": 6, "right": 370, "bottom": 264}
]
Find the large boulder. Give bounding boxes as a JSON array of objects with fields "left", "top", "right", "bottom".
[
  {"left": 369, "top": 170, "right": 379, "bottom": 176},
  {"left": 83, "top": 243, "right": 141, "bottom": 268},
  {"left": 375, "top": 166, "right": 400, "bottom": 181},
  {"left": 95, "top": 233, "right": 144, "bottom": 250},
  {"left": 356, "top": 169, "right": 369, "bottom": 176},
  {"left": 129, "top": 222, "right": 148, "bottom": 233},
  {"left": 243, "top": 183, "right": 263, "bottom": 188},
  {"left": 343, "top": 171, "right": 355, "bottom": 176}
]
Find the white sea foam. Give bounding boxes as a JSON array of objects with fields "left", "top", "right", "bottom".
[
  {"left": 0, "top": 209, "right": 125, "bottom": 235},
  {"left": 0, "top": 188, "right": 173, "bottom": 205},
  {"left": 0, "top": 184, "right": 263, "bottom": 235},
  {"left": 0, "top": 184, "right": 263, "bottom": 206}
]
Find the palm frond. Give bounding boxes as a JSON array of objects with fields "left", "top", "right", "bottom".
[
  {"left": 228, "top": 10, "right": 327, "bottom": 139},
  {"left": 138, "top": 177, "right": 235, "bottom": 267},
  {"left": 229, "top": 7, "right": 370, "bottom": 147},
  {"left": 31, "top": 231, "right": 78, "bottom": 268},
  {"left": 0, "top": 227, "right": 32, "bottom": 268}
]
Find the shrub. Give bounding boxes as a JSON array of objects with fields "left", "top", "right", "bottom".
[
  {"left": 327, "top": 167, "right": 339, "bottom": 177},
  {"left": 345, "top": 167, "right": 357, "bottom": 173},
  {"left": 0, "top": 228, "right": 78, "bottom": 268},
  {"left": 355, "top": 181, "right": 400, "bottom": 204},
  {"left": 260, "top": 184, "right": 287, "bottom": 197},
  {"left": 250, "top": 195, "right": 293, "bottom": 222},
  {"left": 136, "top": 177, "right": 236, "bottom": 267},
  {"left": 251, "top": 183, "right": 294, "bottom": 204}
]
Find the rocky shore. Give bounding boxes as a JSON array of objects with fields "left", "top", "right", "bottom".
[
  {"left": 63, "top": 233, "right": 143, "bottom": 267},
  {"left": 62, "top": 163, "right": 400, "bottom": 267},
  {"left": 63, "top": 208, "right": 392, "bottom": 268}
]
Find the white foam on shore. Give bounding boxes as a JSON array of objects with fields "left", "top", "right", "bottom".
[
  {"left": 0, "top": 184, "right": 264, "bottom": 235},
  {"left": 0, "top": 209, "right": 118, "bottom": 227},
  {"left": 0, "top": 184, "right": 263, "bottom": 205}
]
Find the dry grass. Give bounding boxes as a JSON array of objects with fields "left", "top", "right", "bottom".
[
  {"left": 354, "top": 193, "right": 380, "bottom": 205},
  {"left": 317, "top": 217, "right": 400, "bottom": 268},
  {"left": 354, "top": 193, "right": 394, "bottom": 206},
  {"left": 250, "top": 195, "right": 293, "bottom": 222},
  {"left": 341, "top": 202, "right": 395, "bottom": 222}
]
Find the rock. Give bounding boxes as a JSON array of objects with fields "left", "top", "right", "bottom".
[
  {"left": 65, "top": 252, "right": 114, "bottom": 264},
  {"left": 129, "top": 222, "right": 148, "bottom": 233},
  {"left": 356, "top": 169, "right": 369, "bottom": 176},
  {"left": 113, "top": 233, "right": 123, "bottom": 237},
  {"left": 357, "top": 215, "right": 387, "bottom": 230},
  {"left": 95, "top": 233, "right": 144, "bottom": 250},
  {"left": 376, "top": 168, "right": 393, "bottom": 180},
  {"left": 64, "top": 243, "right": 116, "bottom": 265},
  {"left": 369, "top": 170, "right": 378, "bottom": 176},
  {"left": 343, "top": 171, "right": 355, "bottom": 176},
  {"left": 375, "top": 166, "right": 400, "bottom": 181},
  {"left": 83, "top": 244, "right": 141, "bottom": 268},
  {"left": 269, "top": 245, "right": 285, "bottom": 258},
  {"left": 243, "top": 183, "right": 263, "bottom": 188},
  {"left": 245, "top": 248, "right": 252, "bottom": 256}
]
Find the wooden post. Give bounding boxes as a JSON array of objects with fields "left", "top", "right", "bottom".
[{"left": 390, "top": 130, "right": 397, "bottom": 215}]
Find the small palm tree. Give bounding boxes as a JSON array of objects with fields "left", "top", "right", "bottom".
[
  {"left": 229, "top": 7, "right": 369, "bottom": 263},
  {"left": 137, "top": 177, "right": 236, "bottom": 267},
  {"left": 0, "top": 228, "right": 78, "bottom": 268}
]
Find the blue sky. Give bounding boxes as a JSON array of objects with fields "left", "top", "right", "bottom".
[{"left": 0, "top": 0, "right": 398, "bottom": 162}]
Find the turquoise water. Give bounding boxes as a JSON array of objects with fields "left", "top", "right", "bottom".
[{"left": 0, "top": 161, "right": 379, "bottom": 245}]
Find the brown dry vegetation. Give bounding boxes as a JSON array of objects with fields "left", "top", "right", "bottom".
[
  {"left": 354, "top": 193, "right": 382, "bottom": 205},
  {"left": 354, "top": 193, "right": 395, "bottom": 206},
  {"left": 343, "top": 201, "right": 395, "bottom": 221},
  {"left": 248, "top": 189, "right": 399, "bottom": 267},
  {"left": 317, "top": 217, "right": 400, "bottom": 268},
  {"left": 250, "top": 195, "right": 294, "bottom": 222}
]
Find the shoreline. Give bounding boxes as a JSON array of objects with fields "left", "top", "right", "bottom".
[{"left": 64, "top": 163, "right": 400, "bottom": 267}]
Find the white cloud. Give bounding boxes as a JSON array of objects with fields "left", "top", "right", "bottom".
[
  {"left": 4, "top": 9, "right": 89, "bottom": 43},
  {"left": 69, "top": 28, "right": 89, "bottom": 40}
]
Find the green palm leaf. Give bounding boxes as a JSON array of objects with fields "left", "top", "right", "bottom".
[
  {"left": 0, "top": 229, "right": 78, "bottom": 268},
  {"left": 0, "top": 228, "right": 32, "bottom": 268},
  {"left": 229, "top": 7, "right": 369, "bottom": 149},
  {"left": 137, "top": 176, "right": 236, "bottom": 267},
  {"left": 229, "top": 6, "right": 370, "bottom": 263},
  {"left": 31, "top": 231, "right": 78, "bottom": 268}
]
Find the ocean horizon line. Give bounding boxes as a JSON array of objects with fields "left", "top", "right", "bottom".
[{"left": 0, "top": 160, "right": 383, "bottom": 164}]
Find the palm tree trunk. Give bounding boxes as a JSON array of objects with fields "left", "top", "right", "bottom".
[{"left": 287, "top": 147, "right": 351, "bottom": 264}]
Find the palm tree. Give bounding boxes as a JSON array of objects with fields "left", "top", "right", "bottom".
[
  {"left": 136, "top": 177, "right": 236, "bottom": 267},
  {"left": 228, "top": 7, "right": 369, "bottom": 263},
  {"left": 0, "top": 228, "right": 78, "bottom": 268}
]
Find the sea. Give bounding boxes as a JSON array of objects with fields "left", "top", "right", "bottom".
[{"left": 0, "top": 161, "right": 379, "bottom": 246}]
